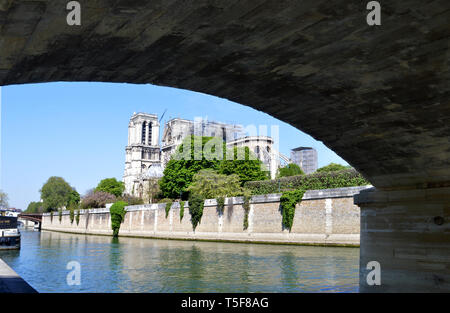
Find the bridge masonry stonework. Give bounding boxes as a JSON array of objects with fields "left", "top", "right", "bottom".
[{"left": 1, "top": 1, "right": 449, "bottom": 292}]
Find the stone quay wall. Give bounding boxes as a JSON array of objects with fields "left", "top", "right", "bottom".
[{"left": 41, "top": 186, "right": 371, "bottom": 246}]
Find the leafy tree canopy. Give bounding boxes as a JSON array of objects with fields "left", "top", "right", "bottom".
[
  {"left": 81, "top": 190, "right": 117, "bottom": 209},
  {"left": 25, "top": 201, "right": 43, "bottom": 213},
  {"left": 316, "top": 163, "right": 350, "bottom": 173},
  {"left": 95, "top": 178, "right": 125, "bottom": 197},
  {"left": 218, "top": 146, "right": 269, "bottom": 184},
  {"left": 187, "top": 169, "right": 244, "bottom": 199},
  {"left": 40, "top": 176, "right": 80, "bottom": 212},
  {"left": 159, "top": 136, "right": 225, "bottom": 199},
  {"left": 277, "top": 163, "right": 304, "bottom": 178}
]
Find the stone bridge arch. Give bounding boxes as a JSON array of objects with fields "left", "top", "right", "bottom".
[{"left": 1, "top": 0, "right": 449, "bottom": 292}]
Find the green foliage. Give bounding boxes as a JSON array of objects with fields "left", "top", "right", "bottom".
[
  {"left": 69, "top": 208, "right": 75, "bottom": 224},
  {"left": 95, "top": 178, "right": 125, "bottom": 197},
  {"left": 25, "top": 201, "right": 43, "bottom": 213},
  {"left": 159, "top": 136, "right": 225, "bottom": 199},
  {"left": 158, "top": 198, "right": 173, "bottom": 203},
  {"left": 316, "top": 163, "right": 350, "bottom": 173},
  {"left": 119, "top": 194, "right": 144, "bottom": 205},
  {"left": 159, "top": 136, "right": 269, "bottom": 198},
  {"left": 280, "top": 189, "right": 305, "bottom": 231},
  {"left": 242, "top": 194, "right": 251, "bottom": 230},
  {"left": 218, "top": 147, "right": 269, "bottom": 184},
  {"left": 277, "top": 163, "right": 304, "bottom": 178},
  {"left": 58, "top": 209, "right": 62, "bottom": 223},
  {"left": 40, "top": 177, "right": 80, "bottom": 212},
  {"left": 245, "top": 169, "right": 370, "bottom": 195},
  {"left": 165, "top": 201, "right": 173, "bottom": 218},
  {"left": 187, "top": 169, "right": 244, "bottom": 199},
  {"left": 76, "top": 210, "right": 80, "bottom": 225},
  {"left": 110, "top": 201, "right": 128, "bottom": 237},
  {"left": 188, "top": 194, "right": 204, "bottom": 230},
  {"left": 68, "top": 189, "right": 80, "bottom": 208},
  {"left": 50, "top": 211, "right": 53, "bottom": 222},
  {"left": 216, "top": 196, "right": 225, "bottom": 215},
  {"left": 180, "top": 201, "right": 185, "bottom": 221}
]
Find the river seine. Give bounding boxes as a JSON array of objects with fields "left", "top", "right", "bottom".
[{"left": 0, "top": 229, "right": 359, "bottom": 292}]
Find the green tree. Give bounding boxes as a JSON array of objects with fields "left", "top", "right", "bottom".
[
  {"left": 218, "top": 146, "right": 269, "bottom": 184},
  {"left": 316, "top": 163, "right": 350, "bottom": 173},
  {"left": 159, "top": 136, "right": 225, "bottom": 199},
  {"left": 40, "top": 177, "right": 79, "bottom": 212},
  {"left": 95, "top": 178, "right": 125, "bottom": 197},
  {"left": 187, "top": 169, "right": 244, "bottom": 199},
  {"left": 25, "top": 201, "right": 43, "bottom": 213},
  {"left": 277, "top": 163, "right": 304, "bottom": 178},
  {"left": 0, "top": 190, "right": 9, "bottom": 208},
  {"left": 68, "top": 189, "right": 80, "bottom": 209}
]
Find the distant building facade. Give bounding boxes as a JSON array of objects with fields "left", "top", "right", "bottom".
[
  {"left": 124, "top": 113, "right": 315, "bottom": 199},
  {"left": 123, "top": 113, "right": 161, "bottom": 196},
  {"left": 290, "top": 147, "right": 318, "bottom": 174},
  {"left": 226, "top": 136, "right": 279, "bottom": 179},
  {"left": 161, "top": 118, "right": 245, "bottom": 167}
]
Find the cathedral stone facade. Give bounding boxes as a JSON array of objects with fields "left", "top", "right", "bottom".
[
  {"left": 123, "top": 113, "right": 161, "bottom": 197},
  {"left": 124, "top": 113, "right": 293, "bottom": 201}
]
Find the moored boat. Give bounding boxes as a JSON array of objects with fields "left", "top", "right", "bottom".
[{"left": 0, "top": 216, "right": 21, "bottom": 250}]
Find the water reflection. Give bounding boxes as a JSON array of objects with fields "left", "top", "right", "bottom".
[{"left": 0, "top": 230, "right": 359, "bottom": 293}]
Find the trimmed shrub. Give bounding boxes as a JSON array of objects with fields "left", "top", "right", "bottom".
[
  {"left": 244, "top": 169, "right": 370, "bottom": 195},
  {"left": 110, "top": 201, "right": 128, "bottom": 237}
]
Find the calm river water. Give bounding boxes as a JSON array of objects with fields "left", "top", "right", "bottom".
[{"left": 0, "top": 229, "right": 359, "bottom": 293}]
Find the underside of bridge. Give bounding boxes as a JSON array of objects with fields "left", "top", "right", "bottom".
[{"left": 1, "top": 0, "right": 449, "bottom": 292}]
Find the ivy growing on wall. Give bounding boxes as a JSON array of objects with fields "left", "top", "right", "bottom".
[
  {"left": 110, "top": 201, "right": 128, "bottom": 237},
  {"left": 188, "top": 194, "right": 204, "bottom": 230},
  {"left": 179, "top": 201, "right": 185, "bottom": 221},
  {"left": 280, "top": 188, "right": 305, "bottom": 231},
  {"left": 59, "top": 209, "right": 62, "bottom": 223},
  {"left": 76, "top": 210, "right": 80, "bottom": 225},
  {"left": 165, "top": 201, "right": 173, "bottom": 218},
  {"left": 216, "top": 196, "right": 225, "bottom": 215},
  {"left": 69, "top": 209, "right": 75, "bottom": 224},
  {"left": 50, "top": 211, "right": 53, "bottom": 222},
  {"left": 243, "top": 194, "right": 251, "bottom": 230}
]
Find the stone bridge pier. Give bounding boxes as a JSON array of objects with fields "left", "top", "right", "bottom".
[
  {"left": 355, "top": 186, "right": 450, "bottom": 292},
  {"left": 0, "top": 0, "right": 449, "bottom": 292}
]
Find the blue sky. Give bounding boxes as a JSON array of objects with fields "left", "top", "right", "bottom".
[{"left": 0, "top": 82, "right": 348, "bottom": 210}]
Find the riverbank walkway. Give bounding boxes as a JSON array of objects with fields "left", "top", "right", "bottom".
[{"left": 0, "top": 258, "right": 37, "bottom": 293}]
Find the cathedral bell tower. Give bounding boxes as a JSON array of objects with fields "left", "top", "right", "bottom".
[{"left": 123, "top": 112, "right": 161, "bottom": 195}]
